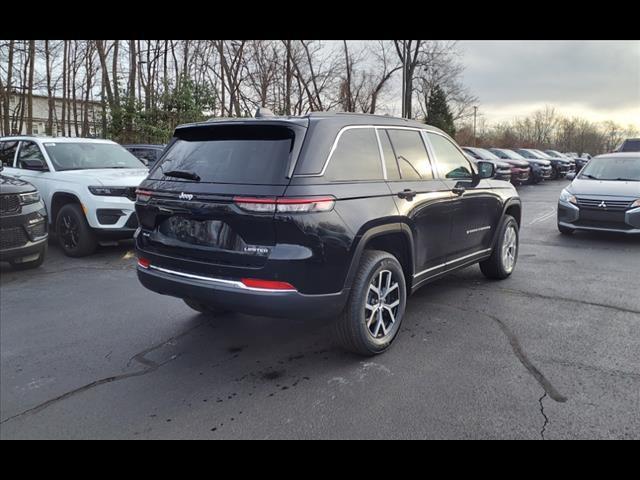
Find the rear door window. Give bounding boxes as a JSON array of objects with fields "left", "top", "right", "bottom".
[
  {"left": 323, "top": 128, "right": 383, "bottom": 182},
  {"left": 150, "top": 125, "right": 296, "bottom": 185},
  {"left": 386, "top": 129, "right": 433, "bottom": 180}
]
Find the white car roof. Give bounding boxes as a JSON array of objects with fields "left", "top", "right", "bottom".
[
  {"left": 0, "top": 136, "right": 117, "bottom": 145},
  {"left": 594, "top": 152, "right": 639, "bottom": 159}
]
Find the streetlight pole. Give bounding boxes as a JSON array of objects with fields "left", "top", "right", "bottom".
[{"left": 473, "top": 106, "right": 478, "bottom": 146}]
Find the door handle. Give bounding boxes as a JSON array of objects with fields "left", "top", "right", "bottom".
[
  {"left": 452, "top": 185, "right": 466, "bottom": 196},
  {"left": 397, "top": 189, "right": 417, "bottom": 201}
]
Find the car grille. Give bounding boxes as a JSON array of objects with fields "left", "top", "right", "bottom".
[
  {"left": 0, "top": 226, "right": 29, "bottom": 249},
  {"left": 0, "top": 194, "right": 21, "bottom": 214},
  {"left": 576, "top": 197, "right": 632, "bottom": 212}
]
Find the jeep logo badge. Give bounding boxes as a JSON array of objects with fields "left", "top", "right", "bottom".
[{"left": 179, "top": 192, "right": 194, "bottom": 201}]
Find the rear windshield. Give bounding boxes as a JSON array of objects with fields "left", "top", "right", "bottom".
[{"left": 150, "top": 125, "right": 295, "bottom": 184}]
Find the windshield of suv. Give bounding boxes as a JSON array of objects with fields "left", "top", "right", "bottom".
[
  {"left": 545, "top": 150, "right": 563, "bottom": 158},
  {"left": 149, "top": 125, "right": 295, "bottom": 185},
  {"left": 579, "top": 157, "right": 640, "bottom": 181},
  {"left": 44, "top": 142, "right": 145, "bottom": 171}
]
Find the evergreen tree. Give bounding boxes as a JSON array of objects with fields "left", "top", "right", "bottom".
[{"left": 425, "top": 85, "right": 456, "bottom": 137}]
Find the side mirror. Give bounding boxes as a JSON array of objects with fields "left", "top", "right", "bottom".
[
  {"left": 477, "top": 161, "right": 495, "bottom": 179},
  {"left": 566, "top": 172, "right": 576, "bottom": 180},
  {"left": 22, "top": 158, "right": 48, "bottom": 171}
]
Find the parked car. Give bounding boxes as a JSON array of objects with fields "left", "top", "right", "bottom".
[
  {"left": 463, "top": 151, "right": 511, "bottom": 182},
  {"left": 615, "top": 138, "right": 640, "bottom": 153},
  {"left": 545, "top": 149, "right": 585, "bottom": 172},
  {"left": 532, "top": 149, "right": 575, "bottom": 174},
  {"left": 123, "top": 144, "right": 166, "bottom": 168},
  {"left": 0, "top": 163, "right": 48, "bottom": 269},
  {"left": 558, "top": 151, "right": 589, "bottom": 172},
  {"left": 463, "top": 147, "right": 529, "bottom": 185},
  {"left": 135, "top": 111, "right": 522, "bottom": 356},
  {"left": 489, "top": 148, "right": 552, "bottom": 184},
  {"left": 557, "top": 152, "right": 640, "bottom": 235},
  {"left": 0, "top": 136, "right": 149, "bottom": 257},
  {"left": 516, "top": 148, "right": 571, "bottom": 179}
]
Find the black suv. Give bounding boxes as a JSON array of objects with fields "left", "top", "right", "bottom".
[
  {"left": 0, "top": 165, "right": 48, "bottom": 269},
  {"left": 135, "top": 112, "right": 521, "bottom": 355}
]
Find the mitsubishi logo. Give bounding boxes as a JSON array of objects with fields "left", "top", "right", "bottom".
[
  {"left": 598, "top": 201, "right": 607, "bottom": 209},
  {"left": 179, "top": 192, "right": 194, "bottom": 201}
]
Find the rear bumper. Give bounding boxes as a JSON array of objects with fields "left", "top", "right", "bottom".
[
  {"left": 137, "top": 264, "right": 349, "bottom": 319},
  {"left": 557, "top": 202, "right": 640, "bottom": 234}
]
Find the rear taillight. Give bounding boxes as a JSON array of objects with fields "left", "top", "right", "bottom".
[
  {"left": 136, "top": 189, "right": 153, "bottom": 202},
  {"left": 137, "top": 257, "right": 150, "bottom": 268},
  {"left": 240, "top": 278, "right": 297, "bottom": 291},
  {"left": 233, "top": 196, "right": 335, "bottom": 213}
]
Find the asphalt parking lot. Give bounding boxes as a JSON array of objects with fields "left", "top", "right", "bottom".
[{"left": 1, "top": 179, "right": 639, "bottom": 439}]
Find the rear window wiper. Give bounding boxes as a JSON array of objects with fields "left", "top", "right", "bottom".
[{"left": 162, "top": 169, "right": 201, "bottom": 181}]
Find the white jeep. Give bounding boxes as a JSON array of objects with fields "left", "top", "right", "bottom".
[{"left": 0, "top": 136, "right": 149, "bottom": 257}]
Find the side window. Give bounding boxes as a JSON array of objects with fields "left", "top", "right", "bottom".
[
  {"left": 427, "top": 133, "right": 474, "bottom": 180},
  {"left": 0, "top": 141, "right": 19, "bottom": 167},
  {"left": 378, "top": 130, "right": 400, "bottom": 180},
  {"left": 386, "top": 129, "right": 432, "bottom": 180},
  {"left": 323, "top": 128, "right": 383, "bottom": 182},
  {"left": 17, "top": 141, "right": 47, "bottom": 169}
]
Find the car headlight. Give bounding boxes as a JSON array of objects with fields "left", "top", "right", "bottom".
[
  {"left": 19, "top": 191, "right": 41, "bottom": 205},
  {"left": 559, "top": 189, "right": 577, "bottom": 205},
  {"left": 632, "top": 199, "right": 640, "bottom": 208},
  {"left": 88, "top": 186, "right": 129, "bottom": 196}
]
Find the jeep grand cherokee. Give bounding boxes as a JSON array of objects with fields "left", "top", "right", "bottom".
[{"left": 135, "top": 111, "right": 522, "bottom": 355}]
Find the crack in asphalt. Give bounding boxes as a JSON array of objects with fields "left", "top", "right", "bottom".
[
  {"left": 0, "top": 322, "right": 204, "bottom": 425},
  {"left": 539, "top": 393, "right": 549, "bottom": 440},
  {"left": 425, "top": 302, "right": 568, "bottom": 403},
  {"left": 446, "top": 279, "right": 640, "bottom": 316}
]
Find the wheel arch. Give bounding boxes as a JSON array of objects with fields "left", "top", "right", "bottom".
[
  {"left": 50, "top": 192, "right": 82, "bottom": 228},
  {"left": 343, "top": 223, "right": 414, "bottom": 292}
]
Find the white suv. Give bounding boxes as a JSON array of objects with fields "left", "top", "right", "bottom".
[{"left": 0, "top": 136, "right": 149, "bottom": 257}]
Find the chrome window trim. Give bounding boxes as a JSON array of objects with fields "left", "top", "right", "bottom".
[
  {"left": 146, "top": 264, "right": 297, "bottom": 293},
  {"left": 294, "top": 124, "right": 435, "bottom": 178},
  {"left": 413, "top": 248, "right": 492, "bottom": 278}
]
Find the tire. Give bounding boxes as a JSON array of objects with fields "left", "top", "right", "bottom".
[
  {"left": 334, "top": 250, "right": 407, "bottom": 356},
  {"left": 55, "top": 203, "right": 98, "bottom": 257},
  {"left": 10, "top": 243, "right": 47, "bottom": 270},
  {"left": 480, "top": 215, "right": 519, "bottom": 280},
  {"left": 183, "top": 298, "right": 229, "bottom": 317},
  {"left": 550, "top": 167, "right": 559, "bottom": 180},
  {"left": 558, "top": 224, "right": 574, "bottom": 235}
]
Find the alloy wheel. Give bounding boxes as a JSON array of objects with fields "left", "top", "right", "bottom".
[
  {"left": 502, "top": 225, "right": 517, "bottom": 273},
  {"left": 59, "top": 214, "right": 80, "bottom": 250},
  {"left": 365, "top": 269, "right": 401, "bottom": 340}
]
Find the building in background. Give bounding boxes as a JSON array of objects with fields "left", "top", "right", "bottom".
[{"left": 2, "top": 90, "right": 103, "bottom": 137}]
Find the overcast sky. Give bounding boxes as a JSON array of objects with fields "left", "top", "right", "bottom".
[{"left": 457, "top": 40, "right": 640, "bottom": 128}]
